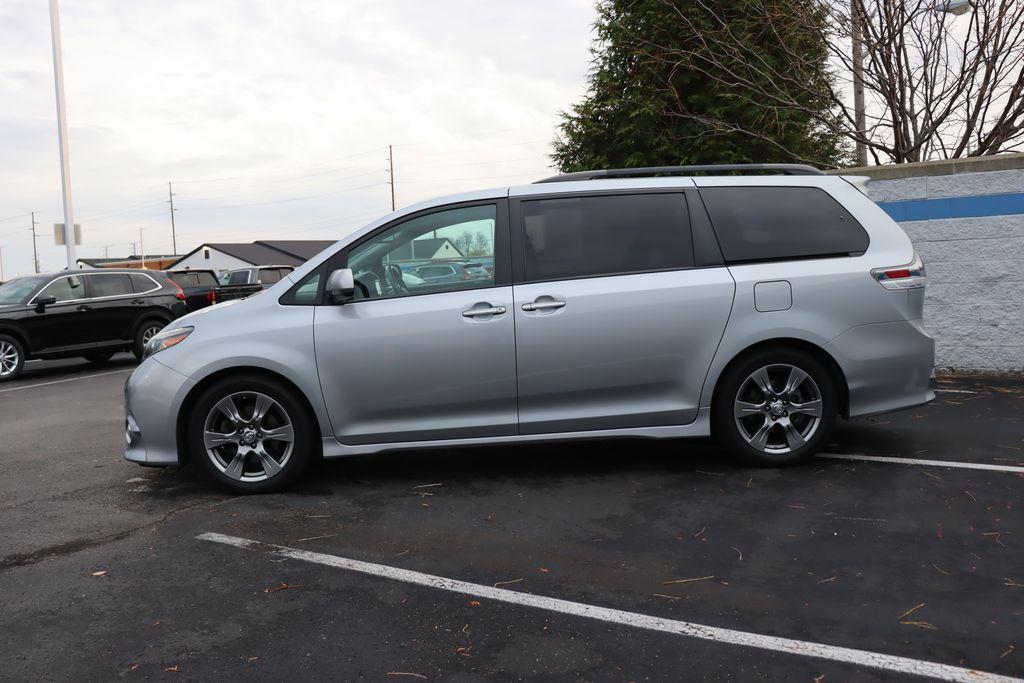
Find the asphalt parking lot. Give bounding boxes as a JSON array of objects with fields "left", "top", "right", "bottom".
[{"left": 0, "top": 356, "right": 1021, "bottom": 681}]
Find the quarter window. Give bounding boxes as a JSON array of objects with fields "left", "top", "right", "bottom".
[
  {"left": 89, "top": 273, "right": 133, "bottom": 297},
  {"left": 129, "top": 273, "right": 159, "bottom": 293},
  {"left": 699, "top": 186, "right": 869, "bottom": 263},
  {"left": 36, "top": 275, "right": 85, "bottom": 302},
  {"left": 347, "top": 204, "right": 498, "bottom": 300},
  {"left": 520, "top": 193, "right": 693, "bottom": 282}
]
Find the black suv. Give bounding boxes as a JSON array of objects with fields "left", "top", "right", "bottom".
[{"left": 0, "top": 269, "right": 189, "bottom": 381}]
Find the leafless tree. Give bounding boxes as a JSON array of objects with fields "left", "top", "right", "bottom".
[{"left": 641, "top": 0, "right": 1024, "bottom": 165}]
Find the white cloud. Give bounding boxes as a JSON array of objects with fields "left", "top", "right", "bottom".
[{"left": 0, "top": 0, "right": 595, "bottom": 276}]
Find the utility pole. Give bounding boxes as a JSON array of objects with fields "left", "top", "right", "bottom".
[
  {"left": 0, "top": 247, "right": 4, "bottom": 281},
  {"left": 167, "top": 181, "right": 178, "bottom": 254},
  {"left": 29, "top": 212, "right": 40, "bottom": 273},
  {"left": 139, "top": 228, "right": 146, "bottom": 269},
  {"left": 851, "top": 0, "right": 867, "bottom": 166},
  {"left": 101, "top": 244, "right": 112, "bottom": 258},
  {"left": 387, "top": 145, "right": 396, "bottom": 211},
  {"left": 48, "top": 0, "right": 78, "bottom": 270}
]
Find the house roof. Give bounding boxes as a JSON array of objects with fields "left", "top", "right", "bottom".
[
  {"left": 387, "top": 238, "right": 464, "bottom": 261},
  {"left": 78, "top": 255, "right": 181, "bottom": 267},
  {"left": 170, "top": 240, "right": 338, "bottom": 268},
  {"left": 256, "top": 240, "right": 335, "bottom": 260}
]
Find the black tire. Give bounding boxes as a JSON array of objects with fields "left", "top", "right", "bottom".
[
  {"left": 132, "top": 319, "right": 167, "bottom": 361},
  {"left": 0, "top": 334, "right": 26, "bottom": 382},
  {"left": 83, "top": 350, "right": 117, "bottom": 364},
  {"left": 188, "top": 374, "right": 315, "bottom": 493},
  {"left": 712, "top": 347, "right": 838, "bottom": 466}
]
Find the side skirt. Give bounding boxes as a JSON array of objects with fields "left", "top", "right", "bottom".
[{"left": 321, "top": 408, "right": 712, "bottom": 459}]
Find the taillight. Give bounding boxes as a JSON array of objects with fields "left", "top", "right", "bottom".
[
  {"left": 172, "top": 281, "right": 186, "bottom": 301},
  {"left": 871, "top": 251, "right": 926, "bottom": 290},
  {"left": 206, "top": 290, "right": 216, "bottom": 304}
]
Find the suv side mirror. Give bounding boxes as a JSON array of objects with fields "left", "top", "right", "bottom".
[
  {"left": 32, "top": 295, "right": 57, "bottom": 311},
  {"left": 325, "top": 268, "right": 355, "bottom": 305}
]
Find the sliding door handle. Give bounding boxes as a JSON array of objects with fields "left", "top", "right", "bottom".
[
  {"left": 462, "top": 305, "right": 506, "bottom": 318},
  {"left": 522, "top": 300, "right": 565, "bottom": 312}
]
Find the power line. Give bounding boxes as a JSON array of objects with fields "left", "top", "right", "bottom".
[{"left": 0, "top": 212, "right": 31, "bottom": 224}]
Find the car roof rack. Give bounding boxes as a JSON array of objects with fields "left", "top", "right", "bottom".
[{"left": 534, "top": 164, "right": 825, "bottom": 183}]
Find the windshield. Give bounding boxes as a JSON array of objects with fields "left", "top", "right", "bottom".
[{"left": 0, "top": 276, "right": 48, "bottom": 305}]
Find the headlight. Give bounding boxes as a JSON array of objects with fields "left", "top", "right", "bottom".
[{"left": 144, "top": 326, "right": 193, "bottom": 359}]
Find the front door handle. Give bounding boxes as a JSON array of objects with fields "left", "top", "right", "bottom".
[
  {"left": 462, "top": 305, "right": 507, "bottom": 318},
  {"left": 76, "top": 304, "right": 92, "bottom": 312},
  {"left": 522, "top": 300, "right": 565, "bottom": 312}
]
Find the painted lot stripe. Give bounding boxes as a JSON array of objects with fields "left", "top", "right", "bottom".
[
  {"left": 819, "top": 452, "right": 1024, "bottom": 474},
  {"left": 0, "top": 368, "right": 132, "bottom": 394},
  {"left": 198, "top": 532, "right": 1020, "bottom": 683}
]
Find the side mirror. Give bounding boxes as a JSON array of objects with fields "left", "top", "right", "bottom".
[
  {"left": 33, "top": 295, "right": 57, "bottom": 311},
  {"left": 325, "top": 268, "right": 355, "bottom": 305}
]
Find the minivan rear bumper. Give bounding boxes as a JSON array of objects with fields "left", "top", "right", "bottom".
[{"left": 826, "top": 318, "right": 935, "bottom": 418}]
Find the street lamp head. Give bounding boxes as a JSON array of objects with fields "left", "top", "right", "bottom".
[{"left": 935, "top": 0, "right": 972, "bottom": 15}]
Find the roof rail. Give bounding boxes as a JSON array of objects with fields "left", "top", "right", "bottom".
[{"left": 535, "top": 164, "right": 825, "bottom": 183}]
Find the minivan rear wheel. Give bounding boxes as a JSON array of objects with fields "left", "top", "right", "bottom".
[
  {"left": 713, "top": 348, "right": 837, "bottom": 466},
  {"left": 188, "top": 374, "right": 315, "bottom": 493}
]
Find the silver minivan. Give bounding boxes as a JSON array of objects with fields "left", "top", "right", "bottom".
[{"left": 125, "top": 165, "right": 934, "bottom": 493}]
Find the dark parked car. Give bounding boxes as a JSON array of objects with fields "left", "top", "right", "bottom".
[
  {"left": 163, "top": 269, "right": 263, "bottom": 311},
  {"left": 219, "top": 265, "right": 294, "bottom": 290},
  {"left": 407, "top": 261, "right": 489, "bottom": 285},
  {"left": 0, "top": 269, "right": 189, "bottom": 381}
]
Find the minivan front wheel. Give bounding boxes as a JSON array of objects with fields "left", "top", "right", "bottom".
[
  {"left": 188, "top": 375, "right": 315, "bottom": 493},
  {"left": 713, "top": 349, "right": 837, "bottom": 466}
]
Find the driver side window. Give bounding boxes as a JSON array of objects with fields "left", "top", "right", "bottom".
[
  {"left": 346, "top": 204, "right": 498, "bottom": 301},
  {"left": 36, "top": 275, "right": 85, "bottom": 303}
]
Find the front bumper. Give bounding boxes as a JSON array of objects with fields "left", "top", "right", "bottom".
[
  {"left": 826, "top": 318, "right": 935, "bottom": 418},
  {"left": 124, "top": 357, "right": 195, "bottom": 466}
]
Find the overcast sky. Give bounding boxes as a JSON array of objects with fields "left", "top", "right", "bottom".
[{"left": 0, "top": 0, "right": 596, "bottom": 276}]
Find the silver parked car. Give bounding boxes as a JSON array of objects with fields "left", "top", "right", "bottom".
[{"left": 125, "top": 164, "right": 934, "bottom": 493}]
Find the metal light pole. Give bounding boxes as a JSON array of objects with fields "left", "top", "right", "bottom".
[{"left": 48, "top": 0, "right": 78, "bottom": 270}]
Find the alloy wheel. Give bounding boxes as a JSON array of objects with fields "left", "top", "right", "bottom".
[
  {"left": 141, "top": 325, "right": 161, "bottom": 345},
  {"left": 203, "top": 391, "right": 295, "bottom": 482},
  {"left": 0, "top": 341, "right": 19, "bottom": 377},
  {"left": 733, "top": 364, "right": 823, "bottom": 454}
]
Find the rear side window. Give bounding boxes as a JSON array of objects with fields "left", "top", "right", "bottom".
[
  {"left": 89, "top": 273, "right": 133, "bottom": 297},
  {"left": 129, "top": 273, "right": 158, "bottom": 293},
  {"left": 167, "top": 273, "right": 195, "bottom": 287},
  {"left": 226, "top": 271, "right": 250, "bottom": 285},
  {"left": 521, "top": 193, "right": 693, "bottom": 282},
  {"left": 258, "top": 268, "right": 283, "bottom": 284},
  {"left": 194, "top": 272, "right": 218, "bottom": 286},
  {"left": 700, "top": 187, "right": 868, "bottom": 263}
]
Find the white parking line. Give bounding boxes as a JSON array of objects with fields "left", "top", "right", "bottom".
[
  {"left": 819, "top": 452, "right": 1024, "bottom": 474},
  {"left": 197, "top": 532, "right": 1020, "bottom": 683},
  {"left": 0, "top": 368, "right": 133, "bottom": 394}
]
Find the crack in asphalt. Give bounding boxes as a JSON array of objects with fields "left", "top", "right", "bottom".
[{"left": 0, "top": 495, "right": 239, "bottom": 572}]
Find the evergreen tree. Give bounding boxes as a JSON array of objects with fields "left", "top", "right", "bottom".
[{"left": 553, "top": 0, "right": 848, "bottom": 171}]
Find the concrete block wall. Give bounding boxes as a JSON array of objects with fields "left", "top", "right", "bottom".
[{"left": 858, "top": 162, "right": 1024, "bottom": 373}]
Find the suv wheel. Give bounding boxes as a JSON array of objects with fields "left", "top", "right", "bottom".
[
  {"left": 188, "top": 375, "right": 315, "bottom": 493},
  {"left": 0, "top": 335, "right": 25, "bottom": 382},
  {"left": 713, "top": 348, "right": 837, "bottom": 466},
  {"left": 133, "top": 320, "right": 165, "bottom": 361}
]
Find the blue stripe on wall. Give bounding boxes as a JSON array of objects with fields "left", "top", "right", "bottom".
[{"left": 877, "top": 192, "right": 1024, "bottom": 222}]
